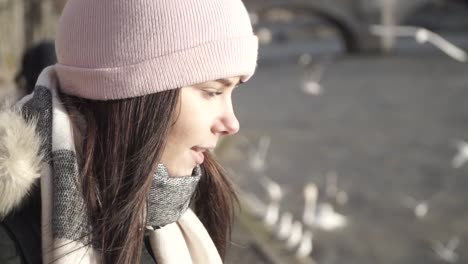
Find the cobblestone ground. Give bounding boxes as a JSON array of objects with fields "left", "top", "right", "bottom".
[{"left": 224, "top": 51, "right": 468, "bottom": 264}]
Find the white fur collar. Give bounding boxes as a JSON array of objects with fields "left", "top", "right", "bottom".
[{"left": 0, "top": 102, "right": 43, "bottom": 218}]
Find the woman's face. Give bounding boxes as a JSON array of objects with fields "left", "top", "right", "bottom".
[{"left": 160, "top": 76, "right": 241, "bottom": 176}]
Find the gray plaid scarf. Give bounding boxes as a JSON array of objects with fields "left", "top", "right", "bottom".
[{"left": 15, "top": 66, "right": 222, "bottom": 263}]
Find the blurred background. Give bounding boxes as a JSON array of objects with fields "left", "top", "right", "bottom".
[{"left": 1, "top": 0, "right": 468, "bottom": 264}]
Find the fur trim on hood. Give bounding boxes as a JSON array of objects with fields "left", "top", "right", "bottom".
[{"left": 0, "top": 103, "right": 43, "bottom": 218}]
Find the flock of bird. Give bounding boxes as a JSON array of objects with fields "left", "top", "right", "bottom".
[
  {"left": 237, "top": 135, "right": 466, "bottom": 263},
  {"left": 297, "top": 24, "right": 467, "bottom": 98},
  {"left": 235, "top": 22, "right": 468, "bottom": 263},
  {"left": 240, "top": 174, "right": 348, "bottom": 261},
  {"left": 241, "top": 136, "right": 349, "bottom": 261}
]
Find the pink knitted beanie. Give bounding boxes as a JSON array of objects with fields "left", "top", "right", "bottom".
[{"left": 54, "top": 0, "right": 258, "bottom": 100}]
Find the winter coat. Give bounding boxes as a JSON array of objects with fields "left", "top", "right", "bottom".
[{"left": 0, "top": 103, "right": 158, "bottom": 264}]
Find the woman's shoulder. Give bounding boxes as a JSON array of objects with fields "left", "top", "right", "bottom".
[{"left": 0, "top": 223, "right": 22, "bottom": 264}]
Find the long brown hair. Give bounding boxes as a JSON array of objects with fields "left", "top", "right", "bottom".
[{"left": 61, "top": 89, "right": 237, "bottom": 264}]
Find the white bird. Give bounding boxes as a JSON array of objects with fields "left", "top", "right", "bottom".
[
  {"left": 263, "top": 202, "right": 280, "bottom": 229},
  {"left": 259, "top": 176, "right": 282, "bottom": 229},
  {"left": 452, "top": 139, "right": 468, "bottom": 168},
  {"left": 370, "top": 25, "right": 467, "bottom": 62},
  {"left": 249, "top": 136, "right": 271, "bottom": 172},
  {"left": 248, "top": 12, "right": 259, "bottom": 26},
  {"left": 299, "top": 55, "right": 333, "bottom": 96},
  {"left": 276, "top": 212, "right": 294, "bottom": 240},
  {"left": 415, "top": 29, "right": 467, "bottom": 62},
  {"left": 285, "top": 220, "right": 303, "bottom": 250},
  {"left": 302, "top": 183, "right": 318, "bottom": 225},
  {"left": 256, "top": 27, "right": 272, "bottom": 45},
  {"left": 302, "top": 182, "right": 347, "bottom": 231},
  {"left": 301, "top": 81, "right": 322, "bottom": 95},
  {"left": 297, "top": 53, "right": 312, "bottom": 67},
  {"left": 295, "top": 230, "right": 313, "bottom": 259},
  {"left": 415, "top": 203, "right": 429, "bottom": 219},
  {"left": 402, "top": 196, "right": 429, "bottom": 219},
  {"left": 315, "top": 203, "right": 347, "bottom": 231},
  {"left": 432, "top": 237, "right": 460, "bottom": 263}
]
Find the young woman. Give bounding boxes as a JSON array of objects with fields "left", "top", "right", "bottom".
[{"left": 0, "top": 0, "right": 258, "bottom": 263}]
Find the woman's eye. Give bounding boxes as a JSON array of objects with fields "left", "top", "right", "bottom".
[{"left": 203, "top": 90, "right": 223, "bottom": 98}]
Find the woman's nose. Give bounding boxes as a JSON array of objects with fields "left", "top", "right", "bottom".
[
  {"left": 212, "top": 108, "right": 240, "bottom": 136},
  {"left": 223, "top": 112, "right": 240, "bottom": 135}
]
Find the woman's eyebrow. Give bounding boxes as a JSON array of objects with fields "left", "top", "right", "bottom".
[
  {"left": 215, "top": 78, "right": 238, "bottom": 87},
  {"left": 192, "top": 79, "right": 239, "bottom": 89}
]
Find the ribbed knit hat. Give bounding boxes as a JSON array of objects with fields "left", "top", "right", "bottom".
[{"left": 55, "top": 0, "right": 258, "bottom": 100}]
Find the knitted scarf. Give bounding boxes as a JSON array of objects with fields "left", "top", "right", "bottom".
[{"left": 15, "top": 66, "right": 223, "bottom": 264}]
